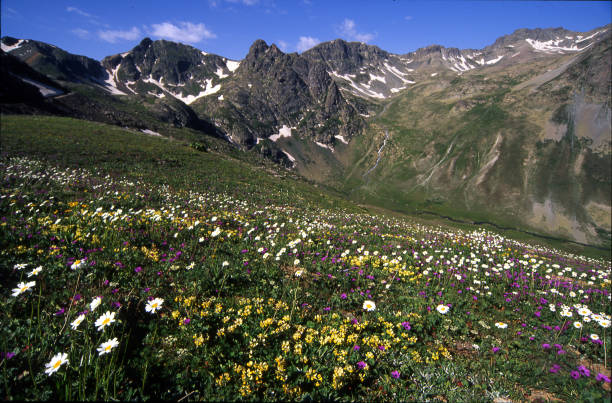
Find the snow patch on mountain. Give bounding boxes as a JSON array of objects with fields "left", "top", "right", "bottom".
[
  {"left": 331, "top": 71, "right": 386, "bottom": 99},
  {"left": 215, "top": 66, "right": 228, "bottom": 79},
  {"left": 148, "top": 91, "right": 165, "bottom": 99},
  {"left": 315, "top": 141, "right": 334, "bottom": 152},
  {"left": 1, "top": 39, "right": 26, "bottom": 52},
  {"left": 141, "top": 129, "right": 162, "bottom": 137},
  {"left": 103, "top": 65, "right": 127, "bottom": 95},
  {"left": 368, "top": 73, "right": 386, "bottom": 83},
  {"left": 269, "top": 125, "right": 292, "bottom": 142},
  {"left": 282, "top": 150, "right": 296, "bottom": 166},
  {"left": 226, "top": 59, "right": 240, "bottom": 72},
  {"left": 575, "top": 30, "right": 606, "bottom": 43},
  {"left": 18, "top": 76, "right": 64, "bottom": 97},
  {"left": 485, "top": 55, "right": 504, "bottom": 65},
  {"left": 449, "top": 54, "right": 476, "bottom": 72},
  {"left": 143, "top": 75, "right": 220, "bottom": 104},
  {"left": 335, "top": 135, "right": 348, "bottom": 144},
  {"left": 525, "top": 38, "right": 588, "bottom": 54}
]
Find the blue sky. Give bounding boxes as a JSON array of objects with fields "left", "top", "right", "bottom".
[{"left": 2, "top": 1, "right": 610, "bottom": 61}]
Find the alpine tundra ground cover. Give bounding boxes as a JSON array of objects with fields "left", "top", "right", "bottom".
[{"left": 1, "top": 116, "right": 611, "bottom": 401}]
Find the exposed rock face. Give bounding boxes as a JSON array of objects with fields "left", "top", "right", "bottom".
[
  {"left": 1, "top": 25, "right": 610, "bottom": 245},
  {"left": 2, "top": 36, "right": 106, "bottom": 83},
  {"left": 192, "top": 39, "right": 365, "bottom": 147}
]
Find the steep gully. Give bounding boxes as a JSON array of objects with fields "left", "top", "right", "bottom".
[
  {"left": 362, "top": 100, "right": 393, "bottom": 180},
  {"left": 362, "top": 128, "right": 389, "bottom": 178},
  {"left": 355, "top": 102, "right": 607, "bottom": 251}
]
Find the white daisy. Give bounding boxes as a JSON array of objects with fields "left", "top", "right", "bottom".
[
  {"left": 495, "top": 322, "right": 508, "bottom": 329},
  {"left": 97, "top": 338, "right": 119, "bottom": 356},
  {"left": 90, "top": 296, "right": 102, "bottom": 312},
  {"left": 70, "top": 314, "right": 86, "bottom": 330},
  {"left": 11, "top": 281, "right": 36, "bottom": 297},
  {"left": 436, "top": 304, "right": 450, "bottom": 314},
  {"left": 363, "top": 300, "right": 376, "bottom": 312},
  {"left": 577, "top": 307, "right": 592, "bottom": 316},
  {"left": 145, "top": 298, "right": 164, "bottom": 314},
  {"left": 27, "top": 266, "right": 43, "bottom": 277},
  {"left": 71, "top": 259, "right": 86, "bottom": 270},
  {"left": 44, "top": 352, "right": 69, "bottom": 376},
  {"left": 95, "top": 311, "right": 116, "bottom": 331}
]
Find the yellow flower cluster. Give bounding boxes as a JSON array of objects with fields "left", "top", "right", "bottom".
[
  {"left": 233, "top": 360, "right": 270, "bottom": 396},
  {"left": 305, "top": 368, "right": 323, "bottom": 387},
  {"left": 192, "top": 333, "right": 208, "bottom": 346}
]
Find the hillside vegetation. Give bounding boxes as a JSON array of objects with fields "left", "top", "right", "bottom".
[{"left": 1, "top": 115, "right": 610, "bottom": 401}]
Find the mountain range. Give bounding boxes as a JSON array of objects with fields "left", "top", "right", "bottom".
[{"left": 1, "top": 24, "right": 610, "bottom": 247}]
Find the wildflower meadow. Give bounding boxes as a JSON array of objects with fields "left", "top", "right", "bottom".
[{"left": 1, "top": 116, "right": 610, "bottom": 401}]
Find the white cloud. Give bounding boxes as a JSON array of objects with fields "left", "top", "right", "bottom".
[
  {"left": 72, "top": 28, "right": 90, "bottom": 39},
  {"left": 338, "top": 18, "right": 374, "bottom": 43},
  {"left": 98, "top": 27, "right": 141, "bottom": 43},
  {"left": 66, "top": 6, "right": 93, "bottom": 18},
  {"left": 277, "top": 40, "right": 288, "bottom": 52},
  {"left": 405, "top": 16, "right": 413, "bottom": 21},
  {"left": 211, "top": 0, "right": 259, "bottom": 5},
  {"left": 226, "top": 0, "right": 259, "bottom": 5},
  {"left": 149, "top": 22, "right": 216, "bottom": 43},
  {"left": 296, "top": 36, "right": 320, "bottom": 52}
]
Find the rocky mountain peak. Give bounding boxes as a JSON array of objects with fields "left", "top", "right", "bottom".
[
  {"left": 247, "top": 39, "right": 270, "bottom": 58},
  {"left": 304, "top": 39, "right": 389, "bottom": 73}
]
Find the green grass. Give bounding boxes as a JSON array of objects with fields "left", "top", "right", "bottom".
[
  {"left": 338, "top": 71, "right": 610, "bottom": 255},
  {"left": 0, "top": 115, "right": 357, "bottom": 212},
  {"left": 1, "top": 114, "right": 611, "bottom": 401}
]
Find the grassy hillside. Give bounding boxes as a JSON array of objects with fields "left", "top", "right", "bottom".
[
  {"left": 0, "top": 115, "right": 356, "bottom": 211},
  {"left": 339, "top": 58, "right": 611, "bottom": 250},
  {"left": 1, "top": 115, "right": 610, "bottom": 401}
]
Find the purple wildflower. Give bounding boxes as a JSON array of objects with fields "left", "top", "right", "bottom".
[
  {"left": 353, "top": 345, "right": 360, "bottom": 351},
  {"left": 492, "top": 347, "right": 500, "bottom": 353},
  {"left": 596, "top": 373, "right": 611, "bottom": 383},
  {"left": 357, "top": 361, "right": 367, "bottom": 370},
  {"left": 391, "top": 370, "right": 400, "bottom": 379},
  {"left": 549, "top": 364, "right": 561, "bottom": 373},
  {"left": 570, "top": 371, "right": 581, "bottom": 380},
  {"left": 577, "top": 365, "right": 590, "bottom": 377},
  {"left": 134, "top": 266, "right": 142, "bottom": 273}
]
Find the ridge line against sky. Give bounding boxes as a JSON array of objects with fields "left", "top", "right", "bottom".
[{"left": 2, "top": 1, "right": 610, "bottom": 61}]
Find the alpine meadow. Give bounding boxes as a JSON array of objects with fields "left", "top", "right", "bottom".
[{"left": 1, "top": 1, "right": 611, "bottom": 401}]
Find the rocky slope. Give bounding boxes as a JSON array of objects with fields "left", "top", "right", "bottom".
[{"left": 1, "top": 24, "right": 610, "bottom": 245}]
